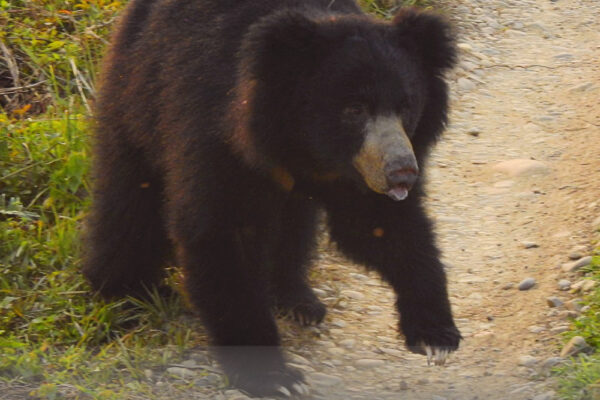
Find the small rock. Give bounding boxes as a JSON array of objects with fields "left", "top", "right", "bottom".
[
  {"left": 581, "top": 305, "right": 591, "bottom": 313},
  {"left": 457, "top": 77, "right": 476, "bottom": 91},
  {"left": 569, "top": 82, "right": 596, "bottom": 92},
  {"left": 166, "top": 367, "right": 196, "bottom": 379},
  {"left": 355, "top": 359, "right": 385, "bottom": 368},
  {"left": 560, "top": 336, "right": 592, "bottom": 357},
  {"left": 542, "top": 357, "right": 564, "bottom": 369},
  {"left": 224, "top": 389, "right": 252, "bottom": 400},
  {"left": 417, "top": 378, "right": 429, "bottom": 385},
  {"left": 546, "top": 297, "right": 563, "bottom": 308},
  {"left": 528, "top": 326, "right": 546, "bottom": 333},
  {"left": 313, "top": 288, "right": 327, "bottom": 297},
  {"left": 181, "top": 359, "right": 198, "bottom": 368},
  {"left": 558, "top": 310, "right": 579, "bottom": 320},
  {"left": 339, "top": 339, "right": 356, "bottom": 349},
  {"left": 565, "top": 299, "right": 583, "bottom": 312},
  {"left": 379, "top": 347, "right": 404, "bottom": 358},
  {"left": 310, "top": 372, "right": 343, "bottom": 387},
  {"left": 568, "top": 252, "right": 583, "bottom": 260},
  {"left": 331, "top": 319, "right": 347, "bottom": 328},
  {"left": 518, "top": 355, "right": 538, "bottom": 367},
  {"left": 550, "top": 325, "right": 570, "bottom": 334},
  {"left": 561, "top": 256, "right": 592, "bottom": 272},
  {"left": 341, "top": 290, "right": 365, "bottom": 300},
  {"left": 493, "top": 159, "right": 550, "bottom": 177},
  {"left": 327, "top": 347, "right": 345, "bottom": 356},
  {"left": 582, "top": 280, "right": 597, "bottom": 292},
  {"left": 518, "top": 278, "right": 536, "bottom": 291},
  {"left": 457, "top": 42, "right": 473, "bottom": 51},
  {"left": 502, "top": 282, "right": 514, "bottom": 290},
  {"left": 521, "top": 241, "right": 539, "bottom": 249},
  {"left": 532, "top": 391, "right": 555, "bottom": 400},
  {"left": 557, "top": 279, "right": 571, "bottom": 291},
  {"left": 289, "top": 353, "right": 311, "bottom": 365},
  {"left": 400, "top": 380, "right": 409, "bottom": 390},
  {"left": 466, "top": 127, "right": 481, "bottom": 136}
]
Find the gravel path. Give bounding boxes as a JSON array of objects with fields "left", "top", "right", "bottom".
[{"left": 157, "top": 1, "right": 600, "bottom": 399}]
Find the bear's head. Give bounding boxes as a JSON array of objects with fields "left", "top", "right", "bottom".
[{"left": 231, "top": 8, "right": 456, "bottom": 201}]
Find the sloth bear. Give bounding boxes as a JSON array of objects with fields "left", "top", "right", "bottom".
[{"left": 84, "top": 0, "right": 461, "bottom": 396}]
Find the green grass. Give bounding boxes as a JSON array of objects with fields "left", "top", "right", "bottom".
[
  {"left": 555, "top": 247, "right": 600, "bottom": 400},
  {"left": 1, "top": 1, "right": 204, "bottom": 398}
]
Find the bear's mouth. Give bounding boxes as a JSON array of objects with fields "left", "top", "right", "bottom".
[{"left": 386, "top": 184, "right": 410, "bottom": 201}]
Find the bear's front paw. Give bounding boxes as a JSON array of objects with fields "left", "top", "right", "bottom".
[
  {"left": 276, "top": 288, "right": 326, "bottom": 326},
  {"left": 231, "top": 364, "right": 310, "bottom": 398},
  {"left": 402, "top": 321, "right": 461, "bottom": 366}
]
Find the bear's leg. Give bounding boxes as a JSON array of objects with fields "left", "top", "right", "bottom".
[
  {"left": 325, "top": 191, "right": 461, "bottom": 365},
  {"left": 270, "top": 195, "right": 326, "bottom": 326},
  {"left": 171, "top": 217, "right": 308, "bottom": 396},
  {"left": 83, "top": 142, "right": 171, "bottom": 299}
]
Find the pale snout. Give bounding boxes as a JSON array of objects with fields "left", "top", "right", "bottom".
[{"left": 353, "top": 116, "right": 419, "bottom": 201}]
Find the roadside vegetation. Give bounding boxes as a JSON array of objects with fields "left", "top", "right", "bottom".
[{"left": 556, "top": 245, "right": 600, "bottom": 400}]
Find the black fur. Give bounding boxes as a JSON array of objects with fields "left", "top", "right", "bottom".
[{"left": 84, "top": 0, "right": 459, "bottom": 396}]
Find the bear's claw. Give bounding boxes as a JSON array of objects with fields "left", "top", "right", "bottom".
[{"left": 422, "top": 342, "right": 450, "bottom": 366}]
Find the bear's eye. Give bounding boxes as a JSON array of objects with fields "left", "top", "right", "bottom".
[{"left": 342, "top": 103, "right": 368, "bottom": 118}]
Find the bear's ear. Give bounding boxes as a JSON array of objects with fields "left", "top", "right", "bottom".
[
  {"left": 391, "top": 8, "right": 456, "bottom": 73},
  {"left": 243, "top": 11, "right": 323, "bottom": 79}
]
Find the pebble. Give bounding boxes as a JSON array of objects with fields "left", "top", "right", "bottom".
[
  {"left": 557, "top": 279, "right": 571, "bottom": 291},
  {"left": 593, "top": 215, "right": 600, "bottom": 230},
  {"left": 532, "top": 392, "right": 555, "bottom": 400},
  {"left": 502, "top": 282, "right": 514, "bottom": 290},
  {"left": 570, "top": 280, "right": 587, "bottom": 292},
  {"left": 560, "top": 336, "right": 592, "bottom": 357},
  {"left": 399, "top": 380, "right": 409, "bottom": 390},
  {"left": 518, "top": 277, "right": 536, "bottom": 291},
  {"left": 339, "top": 339, "right": 356, "bottom": 349},
  {"left": 379, "top": 347, "right": 404, "bottom": 358},
  {"left": 546, "top": 296, "right": 563, "bottom": 308},
  {"left": 521, "top": 241, "right": 539, "bottom": 249},
  {"left": 564, "top": 299, "right": 583, "bottom": 312},
  {"left": 310, "top": 372, "right": 343, "bottom": 387},
  {"left": 561, "top": 256, "right": 592, "bottom": 272},
  {"left": 568, "top": 252, "right": 583, "bottom": 260},
  {"left": 528, "top": 326, "right": 546, "bottom": 333},
  {"left": 550, "top": 325, "right": 570, "bottom": 334},
  {"left": 466, "top": 127, "right": 481, "bottom": 136},
  {"left": 313, "top": 288, "right": 327, "bottom": 297},
  {"left": 341, "top": 290, "right": 365, "bottom": 300},
  {"left": 582, "top": 280, "right": 598, "bottom": 292},
  {"left": 224, "top": 389, "right": 252, "bottom": 400},
  {"left": 355, "top": 359, "right": 385, "bottom": 368},
  {"left": 492, "top": 159, "right": 550, "bottom": 177},
  {"left": 541, "top": 357, "right": 564, "bottom": 369},
  {"left": 458, "top": 77, "right": 477, "bottom": 91},
  {"left": 289, "top": 353, "right": 311, "bottom": 365},
  {"left": 518, "top": 355, "right": 538, "bottom": 367},
  {"left": 331, "top": 319, "right": 347, "bottom": 328},
  {"left": 569, "top": 82, "right": 596, "bottom": 92},
  {"left": 166, "top": 367, "right": 196, "bottom": 379}
]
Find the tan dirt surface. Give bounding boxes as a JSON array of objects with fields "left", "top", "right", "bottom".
[{"left": 255, "top": 0, "right": 600, "bottom": 399}]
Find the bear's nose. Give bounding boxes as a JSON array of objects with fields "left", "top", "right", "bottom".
[
  {"left": 384, "top": 161, "right": 419, "bottom": 189},
  {"left": 385, "top": 168, "right": 418, "bottom": 188}
]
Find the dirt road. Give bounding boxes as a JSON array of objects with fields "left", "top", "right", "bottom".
[{"left": 262, "top": 0, "right": 600, "bottom": 399}]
